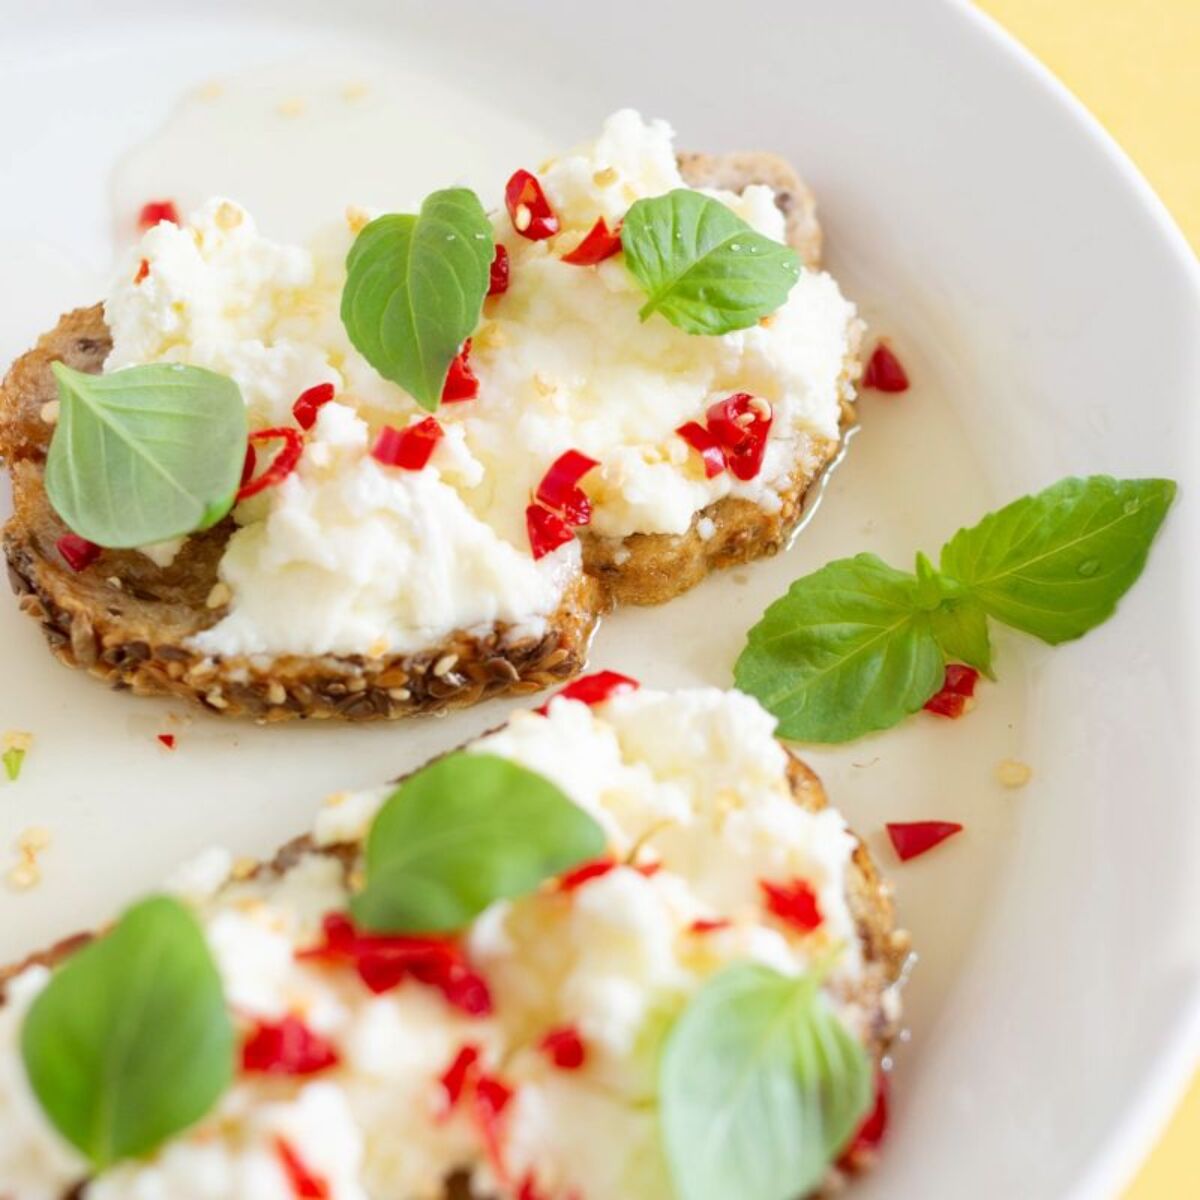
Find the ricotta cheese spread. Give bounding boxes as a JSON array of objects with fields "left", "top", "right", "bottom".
[
  {"left": 102, "top": 110, "right": 859, "bottom": 659},
  {"left": 0, "top": 686, "right": 888, "bottom": 1200}
]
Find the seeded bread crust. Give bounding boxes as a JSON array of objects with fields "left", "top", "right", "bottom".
[
  {"left": 0, "top": 746, "right": 908, "bottom": 1197},
  {"left": 0, "top": 154, "right": 857, "bottom": 719}
]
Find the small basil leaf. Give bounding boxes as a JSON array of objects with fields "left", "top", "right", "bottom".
[
  {"left": 44, "top": 362, "right": 247, "bottom": 548},
  {"left": 660, "top": 964, "right": 872, "bottom": 1200},
  {"left": 340, "top": 189, "right": 494, "bottom": 411},
  {"left": 939, "top": 476, "right": 1176, "bottom": 644},
  {"left": 734, "top": 554, "right": 945, "bottom": 743},
  {"left": 928, "top": 597, "right": 994, "bottom": 677},
  {"left": 351, "top": 752, "right": 606, "bottom": 933},
  {"left": 20, "top": 895, "right": 234, "bottom": 1170},
  {"left": 621, "top": 190, "right": 801, "bottom": 335}
]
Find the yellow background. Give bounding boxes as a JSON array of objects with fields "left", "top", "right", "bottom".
[{"left": 976, "top": 2, "right": 1200, "bottom": 1195}]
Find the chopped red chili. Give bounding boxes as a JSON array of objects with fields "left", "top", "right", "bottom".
[
  {"left": 442, "top": 339, "right": 479, "bottom": 403},
  {"left": 760, "top": 878, "right": 823, "bottom": 932},
  {"left": 839, "top": 1071, "right": 889, "bottom": 1168},
  {"left": 886, "top": 820, "right": 964, "bottom": 862},
  {"left": 505, "top": 169, "right": 559, "bottom": 241},
  {"left": 535, "top": 450, "right": 599, "bottom": 526},
  {"left": 300, "top": 913, "right": 492, "bottom": 1016},
  {"left": 923, "top": 664, "right": 979, "bottom": 719},
  {"left": 237, "top": 428, "right": 305, "bottom": 501},
  {"left": 561, "top": 217, "right": 622, "bottom": 265},
  {"left": 537, "top": 670, "right": 640, "bottom": 715},
  {"left": 156, "top": 733, "right": 176, "bottom": 750},
  {"left": 439, "top": 1044, "right": 482, "bottom": 1110},
  {"left": 706, "top": 393, "right": 773, "bottom": 481},
  {"left": 371, "top": 418, "right": 443, "bottom": 471},
  {"left": 241, "top": 445, "right": 257, "bottom": 486},
  {"left": 525, "top": 503, "right": 575, "bottom": 560},
  {"left": 133, "top": 258, "right": 150, "bottom": 285},
  {"left": 862, "top": 342, "right": 910, "bottom": 393},
  {"left": 676, "top": 421, "right": 726, "bottom": 478},
  {"left": 274, "top": 1137, "right": 330, "bottom": 1199},
  {"left": 540, "top": 1025, "right": 587, "bottom": 1070},
  {"left": 242, "top": 1014, "right": 340, "bottom": 1077},
  {"left": 558, "top": 857, "right": 618, "bottom": 892},
  {"left": 137, "top": 199, "right": 180, "bottom": 231},
  {"left": 56, "top": 534, "right": 100, "bottom": 573},
  {"left": 488, "top": 244, "right": 511, "bottom": 296},
  {"left": 688, "top": 917, "right": 732, "bottom": 935},
  {"left": 439, "top": 1045, "right": 515, "bottom": 1182},
  {"left": 292, "top": 382, "right": 336, "bottom": 431}
]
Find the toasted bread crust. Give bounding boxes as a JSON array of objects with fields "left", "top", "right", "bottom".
[
  {"left": 0, "top": 747, "right": 908, "bottom": 1197},
  {"left": 0, "top": 153, "right": 856, "bottom": 719}
]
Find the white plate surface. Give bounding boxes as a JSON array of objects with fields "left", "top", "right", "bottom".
[{"left": 0, "top": 2, "right": 1198, "bottom": 1198}]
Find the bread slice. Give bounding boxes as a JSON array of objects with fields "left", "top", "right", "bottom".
[
  {"left": 0, "top": 154, "right": 857, "bottom": 719},
  {"left": 0, "top": 743, "right": 909, "bottom": 1197}
]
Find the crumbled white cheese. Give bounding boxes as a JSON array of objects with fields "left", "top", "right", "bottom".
[{"left": 102, "top": 111, "right": 857, "bottom": 659}]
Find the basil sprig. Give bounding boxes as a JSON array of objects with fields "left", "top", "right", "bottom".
[
  {"left": 352, "top": 752, "right": 606, "bottom": 933},
  {"left": 621, "top": 190, "right": 801, "bottom": 335},
  {"left": 340, "top": 189, "right": 494, "bottom": 411},
  {"left": 660, "top": 964, "right": 871, "bottom": 1200},
  {"left": 736, "top": 476, "right": 1176, "bottom": 742},
  {"left": 44, "top": 363, "right": 247, "bottom": 548},
  {"left": 20, "top": 895, "right": 234, "bottom": 1170}
]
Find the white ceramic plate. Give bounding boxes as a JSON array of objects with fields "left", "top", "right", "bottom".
[{"left": 1, "top": 2, "right": 1197, "bottom": 1197}]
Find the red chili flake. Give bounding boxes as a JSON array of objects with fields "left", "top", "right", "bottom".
[
  {"left": 535, "top": 450, "right": 599, "bottom": 526},
  {"left": 156, "top": 733, "right": 177, "bottom": 750},
  {"left": 505, "top": 169, "right": 559, "bottom": 241},
  {"left": 525, "top": 503, "right": 575, "bottom": 560},
  {"left": 274, "top": 1137, "right": 330, "bottom": 1199},
  {"left": 517, "top": 1176, "right": 547, "bottom": 1200},
  {"left": 923, "top": 664, "right": 980, "bottom": 719},
  {"left": 442, "top": 340, "right": 479, "bottom": 403},
  {"left": 539, "top": 1025, "right": 587, "bottom": 1070},
  {"left": 137, "top": 199, "right": 181, "bottom": 231},
  {"left": 839, "top": 1071, "right": 889, "bottom": 1168},
  {"left": 488, "top": 244, "right": 510, "bottom": 297},
  {"left": 862, "top": 341, "right": 910, "bottom": 393},
  {"left": 706, "top": 393, "right": 773, "bottom": 481},
  {"left": 56, "top": 534, "right": 100, "bottom": 573},
  {"left": 438, "top": 1045, "right": 515, "bottom": 1183},
  {"left": 242, "top": 1015, "right": 340, "bottom": 1077},
  {"left": 676, "top": 421, "right": 726, "bottom": 478},
  {"left": 561, "top": 217, "right": 622, "bottom": 265},
  {"left": 133, "top": 258, "right": 150, "bottom": 285},
  {"left": 241, "top": 444, "right": 258, "bottom": 486},
  {"left": 292, "top": 382, "right": 336, "bottom": 431},
  {"left": 760, "top": 878, "right": 823, "bottom": 933},
  {"left": 550, "top": 670, "right": 640, "bottom": 709},
  {"left": 886, "top": 820, "right": 963, "bottom": 862},
  {"left": 300, "top": 913, "right": 492, "bottom": 1016},
  {"left": 371, "top": 418, "right": 443, "bottom": 471},
  {"left": 557, "top": 856, "right": 618, "bottom": 892},
  {"left": 237, "top": 427, "right": 305, "bottom": 501},
  {"left": 688, "top": 917, "right": 732, "bottom": 935}
]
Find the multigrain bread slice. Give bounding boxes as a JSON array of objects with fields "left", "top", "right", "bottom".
[
  {"left": 0, "top": 154, "right": 857, "bottom": 720},
  {"left": 0, "top": 745, "right": 909, "bottom": 1198}
]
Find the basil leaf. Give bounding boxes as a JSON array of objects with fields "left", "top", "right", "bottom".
[
  {"left": 20, "top": 895, "right": 234, "bottom": 1170},
  {"left": 352, "top": 752, "right": 606, "bottom": 933},
  {"left": 44, "top": 363, "right": 247, "bottom": 548},
  {"left": 940, "top": 476, "right": 1176, "bottom": 644},
  {"left": 928, "top": 596, "right": 994, "bottom": 676},
  {"left": 621, "top": 190, "right": 801, "bottom": 335},
  {"left": 660, "top": 964, "right": 871, "bottom": 1200},
  {"left": 340, "top": 189, "right": 494, "bottom": 411},
  {"left": 734, "top": 554, "right": 945, "bottom": 742}
]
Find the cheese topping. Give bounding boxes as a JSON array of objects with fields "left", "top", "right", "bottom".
[
  {"left": 0, "top": 686, "right": 884, "bottom": 1200},
  {"left": 101, "top": 110, "right": 859, "bottom": 659}
]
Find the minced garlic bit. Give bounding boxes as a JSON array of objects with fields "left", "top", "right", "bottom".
[
  {"left": 277, "top": 96, "right": 306, "bottom": 118},
  {"left": 213, "top": 201, "right": 244, "bottom": 232},
  {"left": 40, "top": 400, "right": 60, "bottom": 425},
  {"left": 7, "top": 862, "right": 39, "bottom": 892},
  {"left": 995, "top": 758, "right": 1033, "bottom": 789},
  {"left": 8, "top": 825, "right": 50, "bottom": 892},
  {"left": 345, "top": 205, "right": 371, "bottom": 234},
  {"left": 206, "top": 581, "right": 233, "bottom": 609},
  {"left": 323, "top": 790, "right": 351, "bottom": 809},
  {"left": 593, "top": 166, "right": 619, "bottom": 188}
]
